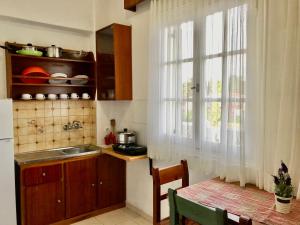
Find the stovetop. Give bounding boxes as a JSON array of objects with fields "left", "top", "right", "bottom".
[{"left": 112, "top": 144, "right": 147, "bottom": 156}]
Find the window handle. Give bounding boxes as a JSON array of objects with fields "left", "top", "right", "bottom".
[{"left": 191, "top": 83, "right": 199, "bottom": 92}]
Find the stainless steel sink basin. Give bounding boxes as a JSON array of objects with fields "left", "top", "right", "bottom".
[
  {"left": 15, "top": 144, "right": 101, "bottom": 165},
  {"left": 62, "top": 147, "right": 95, "bottom": 155}
]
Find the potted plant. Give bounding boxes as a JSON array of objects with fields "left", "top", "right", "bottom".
[{"left": 272, "top": 161, "right": 294, "bottom": 214}]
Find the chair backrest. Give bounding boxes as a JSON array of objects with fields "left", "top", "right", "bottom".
[
  {"left": 168, "top": 188, "right": 227, "bottom": 225},
  {"left": 152, "top": 160, "right": 189, "bottom": 225}
]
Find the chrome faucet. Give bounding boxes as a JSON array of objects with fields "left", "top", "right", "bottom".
[{"left": 63, "top": 121, "right": 83, "bottom": 131}]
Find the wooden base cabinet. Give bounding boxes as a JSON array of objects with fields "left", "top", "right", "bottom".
[
  {"left": 97, "top": 154, "right": 126, "bottom": 208},
  {"left": 24, "top": 182, "right": 65, "bottom": 225},
  {"left": 16, "top": 154, "right": 126, "bottom": 225},
  {"left": 21, "top": 164, "right": 64, "bottom": 225},
  {"left": 65, "top": 158, "right": 97, "bottom": 218}
]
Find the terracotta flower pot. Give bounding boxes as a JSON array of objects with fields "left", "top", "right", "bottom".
[{"left": 275, "top": 194, "right": 293, "bottom": 214}]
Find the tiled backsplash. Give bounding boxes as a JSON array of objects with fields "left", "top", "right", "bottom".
[{"left": 13, "top": 100, "right": 96, "bottom": 153}]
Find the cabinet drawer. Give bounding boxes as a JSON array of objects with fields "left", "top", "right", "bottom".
[{"left": 23, "top": 164, "right": 62, "bottom": 186}]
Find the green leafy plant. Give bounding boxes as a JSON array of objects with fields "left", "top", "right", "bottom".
[{"left": 272, "top": 161, "right": 294, "bottom": 198}]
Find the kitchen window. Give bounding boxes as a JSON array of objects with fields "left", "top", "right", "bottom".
[
  {"left": 202, "top": 4, "right": 247, "bottom": 147},
  {"left": 162, "top": 4, "right": 247, "bottom": 148},
  {"left": 162, "top": 21, "right": 194, "bottom": 140}
]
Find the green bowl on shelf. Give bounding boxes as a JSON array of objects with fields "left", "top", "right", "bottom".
[{"left": 16, "top": 49, "right": 43, "bottom": 57}]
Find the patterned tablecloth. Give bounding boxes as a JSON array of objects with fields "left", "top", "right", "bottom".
[{"left": 178, "top": 179, "right": 300, "bottom": 225}]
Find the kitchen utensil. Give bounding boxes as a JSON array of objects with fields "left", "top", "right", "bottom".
[
  {"left": 35, "top": 93, "right": 45, "bottom": 100},
  {"left": 71, "top": 75, "right": 88, "bottom": 85},
  {"left": 59, "top": 94, "right": 69, "bottom": 100},
  {"left": 117, "top": 128, "right": 136, "bottom": 144},
  {"left": 21, "top": 66, "right": 50, "bottom": 84},
  {"left": 48, "top": 94, "right": 57, "bottom": 100},
  {"left": 21, "top": 94, "right": 32, "bottom": 100},
  {"left": 16, "top": 43, "right": 43, "bottom": 56},
  {"left": 0, "top": 45, "right": 14, "bottom": 52},
  {"left": 67, "top": 50, "right": 88, "bottom": 59},
  {"left": 46, "top": 45, "right": 62, "bottom": 58},
  {"left": 49, "top": 73, "right": 68, "bottom": 84},
  {"left": 70, "top": 93, "right": 79, "bottom": 100},
  {"left": 82, "top": 93, "right": 90, "bottom": 100},
  {"left": 107, "top": 89, "right": 115, "bottom": 99}
]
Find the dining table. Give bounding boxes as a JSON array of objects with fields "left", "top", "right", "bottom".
[{"left": 177, "top": 178, "right": 300, "bottom": 225}]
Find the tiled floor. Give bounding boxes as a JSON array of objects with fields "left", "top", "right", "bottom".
[{"left": 71, "top": 208, "right": 152, "bottom": 225}]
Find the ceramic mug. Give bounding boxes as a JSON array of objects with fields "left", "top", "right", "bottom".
[
  {"left": 71, "top": 93, "right": 79, "bottom": 100},
  {"left": 48, "top": 94, "right": 57, "bottom": 100},
  {"left": 35, "top": 93, "right": 46, "bottom": 100},
  {"left": 59, "top": 94, "right": 69, "bottom": 100},
  {"left": 82, "top": 93, "right": 90, "bottom": 100},
  {"left": 21, "top": 93, "right": 32, "bottom": 100},
  {"left": 107, "top": 89, "right": 115, "bottom": 100}
]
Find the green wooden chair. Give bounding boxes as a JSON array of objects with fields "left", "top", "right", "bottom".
[{"left": 168, "top": 188, "right": 228, "bottom": 225}]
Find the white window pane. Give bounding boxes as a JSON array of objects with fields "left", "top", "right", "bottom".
[
  {"left": 227, "top": 102, "right": 245, "bottom": 147},
  {"left": 205, "top": 57, "right": 222, "bottom": 98},
  {"left": 163, "top": 64, "right": 177, "bottom": 99},
  {"left": 162, "top": 101, "right": 176, "bottom": 135},
  {"left": 181, "top": 62, "right": 193, "bottom": 99},
  {"left": 206, "top": 11, "right": 224, "bottom": 55},
  {"left": 164, "top": 26, "right": 178, "bottom": 62},
  {"left": 180, "top": 101, "right": 193, "bottom": 139},
  {"left": 181, "top": 21, "right": 194, "bottom": 60},
  {"left": 227, "top": 4, "right": 247, "bottom": 51},
  {"left": 205, "top": 101, "right": 221, "bottom": 143},
  {"left": 227, "top": 54, "right": 246, "bottom": 98}
]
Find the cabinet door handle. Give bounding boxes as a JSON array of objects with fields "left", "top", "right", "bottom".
[
  {"left": 42, "top": 172, "right": 46, "bottom": 177},
  {"left": 57, "top": 199, "right": 62, "bottom": 203},
  {"left": 91, "top": 183, "right": 95, "bottom": 187},
  {"left": 99, "top": 181, "right": 103, "bottom": 185}
]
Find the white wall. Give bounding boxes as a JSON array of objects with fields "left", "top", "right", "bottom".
[
  {"left": 94, "top": 0, "right": 213, "bottom": 219},
  {"left": 0, "top": 0, "right": 94, "bottom": 31},
  {"left": 0, "top": 1, "right": 95, "bottom": 99}
]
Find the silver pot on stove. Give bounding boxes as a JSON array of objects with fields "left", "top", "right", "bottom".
[{"left": 117, "top": 128, "right": 136, "bottom": 144}]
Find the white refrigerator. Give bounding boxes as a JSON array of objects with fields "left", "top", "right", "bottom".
[{"left": 0, "top": 99, "right": 17, "bottom": 225}]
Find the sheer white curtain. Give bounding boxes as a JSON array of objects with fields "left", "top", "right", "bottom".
[
  {"left": 148, "top": 0, "right": 197, "bottom": 160},
  {"left": 251, "top": 0, "right": 300, "bottom": 198},
  {"left": 148, "top": 0, "right": 254, "bottom": 184},
  {"left": 148, "top": 0, "right": 300, "bottom": 197}
]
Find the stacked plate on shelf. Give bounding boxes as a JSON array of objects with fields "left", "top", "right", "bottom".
[
  {"left": 71, "top": 75, "right": 89, "bottom": 85},
  {"left": 49, "top": 73, "right": 68, "bottom": 84}
]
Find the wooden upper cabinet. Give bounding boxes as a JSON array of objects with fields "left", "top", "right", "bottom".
[
  {"left": 96, "top": 23, "right": 132, "bottom": 100},
  {"left": 124, "top": 0, "right": 146, "bottom": 11},
  {"left": 64, "top": 158, "right": 97, "bottom": 218}
]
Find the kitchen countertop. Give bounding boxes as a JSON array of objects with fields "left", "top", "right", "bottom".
[
  {"left": 15, "top": 144, "right": 148, "bottom": 165},
  {"left": 100, "top": 145, "right": 148, "bottom": 161}
]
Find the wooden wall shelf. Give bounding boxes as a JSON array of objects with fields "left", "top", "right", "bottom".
[
  {"left": 10, "top": 53, "right": 94, "bottom": 64},
  {"left": 12, "top": 83, "right": 95, "bottom": 88},
  {"left": 5, "top": 42, "right": 96, "bottom": 100}
]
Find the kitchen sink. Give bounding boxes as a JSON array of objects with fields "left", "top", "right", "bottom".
[
  {"left": 15, "top": 144, "right": 101, "bottom": 165},
  {"left": 62, "top": 145, "right": 100, "bottom": 155},
  {"left": 62, "top": 146, "right": 97, "bottom": 155}
]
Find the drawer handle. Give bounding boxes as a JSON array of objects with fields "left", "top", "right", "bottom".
[
  {"left": 42, "top": 172, "right": 46, "bottom": 177},
  {"left": 57, "top": 199, "right": 62, "bottom": 203}
]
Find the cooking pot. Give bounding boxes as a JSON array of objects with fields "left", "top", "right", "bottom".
[
  {"left": 22, "top": 43, "right": 37, "bottom": 51},
  {"left": 117, "top": 128, "right": 136, "bottom": 144},
  {"left": 15, "top": 43, "right": 43, "bottom": 56},
  {"left": 46, "top": 45, "right": 62, "bottom": 57}
]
